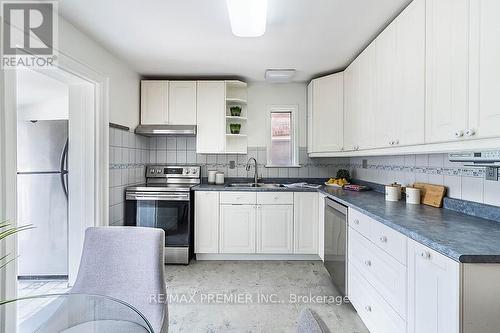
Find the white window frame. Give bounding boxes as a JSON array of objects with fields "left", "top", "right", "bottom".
[{"left": 266, "top": 104, "right": 300, "bottom": 168}]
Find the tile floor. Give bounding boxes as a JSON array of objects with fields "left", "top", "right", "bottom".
[
  {"left": 165, "top": 260, "right": 368, "bottom": 333},
  {"left": 17, "top": 279, "right": 71, "bottom": 324}
]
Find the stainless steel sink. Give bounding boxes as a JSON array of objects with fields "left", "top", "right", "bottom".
[{"left": 227, "top": 183, "right": 284, "bottom": 188}]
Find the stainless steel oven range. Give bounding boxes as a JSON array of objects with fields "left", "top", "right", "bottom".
[{"left": 125, "top": 165, "right": 200, "bottom": 264}]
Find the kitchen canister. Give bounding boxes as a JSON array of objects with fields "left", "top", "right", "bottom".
[
  {"left": 385, "top": 183, "right": 402, "bottom": 202},
  {"left": 406, "top": 187, "right": 421, "bottom": 205},
  {"left": 207, "top": 170, "right": 217, "bottom": 184},
  {"left": 215, "top": 172, "right": 225, "bottom": 185}
]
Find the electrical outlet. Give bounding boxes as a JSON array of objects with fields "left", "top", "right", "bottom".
[
  {"left": 229, "top": 160, "right": 236, "bottom": 169},
  {"left": 362, "top": 159, "right": 368, "bottom": 169},
  {"left": 485, "top": 167, "right": 498, "bottom": 181}
]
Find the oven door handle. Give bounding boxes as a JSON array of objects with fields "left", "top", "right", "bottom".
[{"left": 126, "top": 192, "right": 190, "bottom": 201}]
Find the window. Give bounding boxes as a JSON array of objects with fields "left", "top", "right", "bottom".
[{"left": 266, "top": 105, "right": 299, "bottom": 167}]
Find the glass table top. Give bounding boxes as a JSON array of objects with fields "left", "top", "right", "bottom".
[{"left": 1, "top": 293, "right": 154, "bottom": 333}]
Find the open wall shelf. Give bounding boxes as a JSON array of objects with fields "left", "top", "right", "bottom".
[{"left": 225, "top": 80, "right": 248, "bottom": 154}]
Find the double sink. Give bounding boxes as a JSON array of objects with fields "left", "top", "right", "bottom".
[{"left": 227, "top": 183, "right": 285, "bottom": 189}]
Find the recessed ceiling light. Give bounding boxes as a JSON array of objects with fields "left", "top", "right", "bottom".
[
  {"left": 226, "top": 0, "right": 267, "bottom": 37},
  {"left": 265, "top": 69, "right": 296, "bottom": 83}
]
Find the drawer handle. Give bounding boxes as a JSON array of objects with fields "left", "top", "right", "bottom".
[
  {"left": 379, "top": 236, "right": 387, "bottom": 243},
  {"left": 364, "top": 260, "right": 372, "bottom": 267},
  {"left": 354, "top": 219, "right": 360, "bottom": 225},
  {"left": 365, "top": 305, "right": 372, "bottom": 312},
  {"left": 420, "top": 251, "right": 431, "bottom": 260}
]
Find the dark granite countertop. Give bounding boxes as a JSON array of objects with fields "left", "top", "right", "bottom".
[
  {"left": 193, "top": 178, "right": 500, "bottom": 263},
  {"left": 318, "top": 186, "right": 500, "bottom": 264}
]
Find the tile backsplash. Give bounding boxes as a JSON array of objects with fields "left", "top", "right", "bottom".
[{"left": 349, "top": 154, "right": 500, "bottom": 207}]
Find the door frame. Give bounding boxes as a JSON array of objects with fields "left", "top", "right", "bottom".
[{"left": 0, "top": 51, "right": 109, "bottom": 332}]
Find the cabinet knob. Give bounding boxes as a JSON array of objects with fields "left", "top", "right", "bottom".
[
  {"left": 454, "top": 130, "right": 464, "bottom": 138},
  {"left": 465, "top": 128, "right": 476, "bottom": 137},
  {"left": 354, "top": 219, "right": 360, "bottom": 225},
  {"left": 379, "top": 235, "right": 388, "bottom": 243},
  {"left": 274, "top": 196, "right": 279, "bottom": 200},
  {"left": 364, "top": 260, "right": 372, "bottom": 267},
  {"left": 365, "top": 305, "right": 372, "bottom": 312},
  {"left": 420, "top": 251, "right": 431, "bottom": 259},
  {"left": 395, "top": 139, "right": 399, "bottom": 145},
  {"left": 389, "top": 141, "right": 394, "bottom": 145}
]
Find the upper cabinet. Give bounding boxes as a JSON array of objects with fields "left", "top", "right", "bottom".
[
  {"left": 468, "top": 0, "right": 500, "bottom": 140},
  {"left": 307, "top": 72, "right": 344, "bottom": 154},
  {"left": 196, "top": 81, "right": 226, "bottom": 154},
  {"left": 168, "top": 81, "right": 197, "bottom": 125},
  {"left": 140, "top": 80, "right": 169, "bottom": 125},
  {"left": 425, "top": 0, "right": 469, "bottom": 144}
]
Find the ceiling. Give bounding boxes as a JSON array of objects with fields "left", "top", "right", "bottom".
[{"left": 59, "top": 0, "right": 412, "bottom": 82}]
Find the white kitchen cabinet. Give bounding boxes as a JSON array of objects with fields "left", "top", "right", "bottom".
[
  {"left": 318, "top": 193, "right": 326, "bottom": 261},
  {"left": 307, "top": 73, "right": 344, "bottom": 153},
  {"left": 196, "top": 81, "right": 226, "bottom": 153},
  {"left": 468, "top": 0, "right": 500, "bottom": 140},
  {"left": 393, "top": 0, "right": 425, "bottom": 147},
  {"left": 256, "top": 205, "right": 293, "bottom": 254},
  {"left": 293, "top": 192, "right": 318, "bottom": 254},
  {"left": 407, "top": 239, "right": 460, "bottom": 333},
  {"left": 219, "top": 204, "right": 256, "bottom": 253},
  {"left": 194, "top": 191, "right": 219, "bottom": 253},
  {"left": 168, "top": 81, "right": 197, "bottom": 125},
  {"left": 425, "top": 0, "right": 469, "bottom": 144},
  {"left": 140, "top": 80, "right": 169, "bottom": 124},
  {"left": 307, "top": 83, "right": 313, "bottom": 154}
]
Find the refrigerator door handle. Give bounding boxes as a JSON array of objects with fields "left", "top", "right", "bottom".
[{"left": 60, "top": 139, "right": 69, "bottom": 199}]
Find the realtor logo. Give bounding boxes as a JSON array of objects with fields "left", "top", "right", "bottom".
[{"left": 1, "top": 1, "right": 58, "bottom": 68}]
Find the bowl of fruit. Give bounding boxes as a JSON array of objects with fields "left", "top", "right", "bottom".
[{"left": 325, "top": 178, "right": 349, "bottom": 188}]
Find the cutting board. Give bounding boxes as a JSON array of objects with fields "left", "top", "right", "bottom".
[{"left": 413, "top": 183, "right": 447, "bottom": 208}]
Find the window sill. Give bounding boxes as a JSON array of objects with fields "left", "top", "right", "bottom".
[{"left": 265, "top": 164, "right": 301, "bottom": 168}]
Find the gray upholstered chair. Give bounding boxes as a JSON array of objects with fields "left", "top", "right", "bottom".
[
  {"left": 70, "top": 227, "right": 168, "bottom": 332},
  {"left": 296, "top": 308, "right": 331, "bottom": 333},
  {"left": 32, "top": 227, "right": 168, "bottom": 333}
]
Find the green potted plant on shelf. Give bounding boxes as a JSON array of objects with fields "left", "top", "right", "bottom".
[
  {"left": 229, "top": 123, "right": 241, "bottom": 134},
  {"left": 230, "top": 106, "right": 242, "bottom": 117}
]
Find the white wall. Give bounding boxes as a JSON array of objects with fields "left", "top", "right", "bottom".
[
  {"left": 58, "top": 17, "right": 140, "bottom": 129},
  {"left": 247, "top": 82, "right": 307, "bottom": 147}
]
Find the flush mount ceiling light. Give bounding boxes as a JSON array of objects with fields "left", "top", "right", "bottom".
[
  {"left": 226, "top": 0, "right": 268, "bottom": 37},
  {"left": 265, "top": 69, "right": 296, "bottom": 83}
]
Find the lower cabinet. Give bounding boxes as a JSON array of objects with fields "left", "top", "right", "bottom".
[
  {"left": 194, "top": 191, "right": 220, "bottom": 253},
  {"left": 294, "top": 192, "right": 319, "bottom": 254},
  {"left": 219, "top": 204, "right": 256, "bottom": 253},
  {"left": 407, "top": 239, "right": 460, "bottom": 333},
  {"left": 256, "top": 205, "right": 293, "bottom": 254}
]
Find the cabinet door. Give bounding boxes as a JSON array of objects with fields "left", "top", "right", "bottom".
[
  {"left": 220, "top": 205, "right": 256, "bottom": 253},
  {"left": 318, "top": 193, "right": 326, "bottom": 261},
  {"left": 168, "top": 81, "right": 197, "bottom": 125},
  {"left": 408, "top": 239, "right": 460, "bottom": 333},
  {"left": 307, "top": 82, "right": 313, "bottom": 154},
  {"left": 294, "top": 192, "right": 318, "bottom": 254},
  {"left": 374, "top": 21, "right": 397, "bottom": 148},
  {"left": 343, "top": 64, "right": 356, "bottom": 151},
  {"left": 194, "top": 191, "right": 219, "bottom": 253},
  {"left": 309, "top": 73, "right": 344, "bottom": 153},
  {"left": 394, "top": 0, "right": 425, "bottom": 146},
  {"left": 357, "top": 44, "right": 377, "bottom": 150},
  {"left": 140, "top": 80, "right": 168, "bottom": 124},
  {"left": 468, "top": 0, "right": 500, "bottom": 139},
  {"left": 425, "top": 0, "right": 469, "bottom": 143},
  {"left": 256, "top": 205, "right": 293, "bottom": 254},
  {"left": 196, "top": 81, "right": 225, "bottom": 153}
]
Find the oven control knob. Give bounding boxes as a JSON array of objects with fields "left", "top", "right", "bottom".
[
  {"left": 156, "top": 168, "right": 162, "bottom": 174},
  {"left": 150, "top": 169, "right": 155, "bottom": 174},
  {"left": 190, "top": 168, "right": 197, "bottom": 175},
  {"left": 185, "top": 169, "right": 191, "bottom": 174}
]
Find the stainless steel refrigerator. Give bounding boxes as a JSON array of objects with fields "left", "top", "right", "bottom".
[{"left": 17, "top": 120, "right": 69, "bottom": 278}]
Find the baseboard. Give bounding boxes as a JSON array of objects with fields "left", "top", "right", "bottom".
[{"left": 196, "top": 253, "right": 321, "bottom": 261}]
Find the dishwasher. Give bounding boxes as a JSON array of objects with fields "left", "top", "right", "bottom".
[{"left": 324, "top": 197, "right": 348, "bottom": 296}]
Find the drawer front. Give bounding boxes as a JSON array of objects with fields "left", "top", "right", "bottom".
[
  {"left": 369, "top": 219, "right": 407, "bottom": 265},
  {"left": 349, "top": 265, "right": 407, "bottom": 333},
  {"left": 257, "top": 192, "right": 294, "bottom": 205},
  {"left": 348, "top": 209, "right": 371, "bottom": 237},
  {"left": 349, "top": 228, "right": 407, "bottom": 318},
  {"left": 220, "top": 192, "right": 257, "bottom": 205}
]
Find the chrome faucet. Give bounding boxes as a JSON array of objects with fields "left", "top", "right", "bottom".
[{"left": 245, "top": 157, "right": 258, "bottom": 184}]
